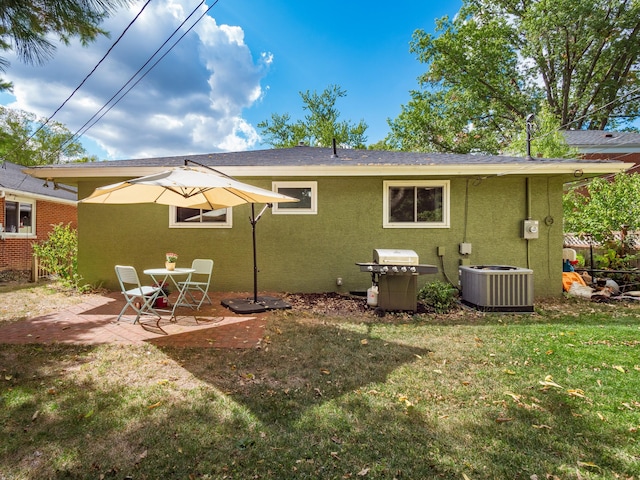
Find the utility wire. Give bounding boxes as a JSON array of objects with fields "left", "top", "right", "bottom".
[
  {"left": 0, "top": 0, "right": 154, "bottom": 166},
  {"left": 67, "top": 0, "right": 217, "bottom": 148}
]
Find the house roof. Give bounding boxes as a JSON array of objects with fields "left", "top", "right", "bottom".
[
  {"left": 1, "top": 161, "right": 76, "bottom": 202},
  {"left": 563, "top": 130, "right": 640, "bottom": 153},
  {"left": 23, "top": 146, "right": 629, "bottom": 183}
]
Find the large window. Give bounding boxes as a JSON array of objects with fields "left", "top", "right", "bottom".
[
  {"left": 272, "top": 181, "right": 317, "bottom": 214},
  {"left": 170, "top": 206, "right": 232, "bottom": 228},
  {"left": 383, "top": 180, "right": 450, "bottom": 228},
  {"left": 4, "top": 198, "right": 35, "bottom": 235}
]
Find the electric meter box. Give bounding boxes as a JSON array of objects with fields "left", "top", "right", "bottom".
[{"left": 522, "top": 219, "right": 539, "bottom": 239}]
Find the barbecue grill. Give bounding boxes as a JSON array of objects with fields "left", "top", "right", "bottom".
[{"left": 356, "top": 249, "right": 438, "bottom": 312}]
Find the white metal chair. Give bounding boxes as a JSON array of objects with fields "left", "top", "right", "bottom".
[
  {"left": 115, "top": 265, "right": 163, "bottom": 325},
  {"left": 178, "top": 259, "right": 214, "bottom": 309}
]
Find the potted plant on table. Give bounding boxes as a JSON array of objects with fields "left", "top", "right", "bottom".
[{"left": 165, "top": 252, "right": 178, "bottom": 271}]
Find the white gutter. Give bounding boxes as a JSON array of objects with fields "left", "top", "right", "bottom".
[
  {"left": 1, "top": 187, "right": 77, "bottom": 205},
  {"left": 23, "top": 161, "right": 630, "bottom": 181}
]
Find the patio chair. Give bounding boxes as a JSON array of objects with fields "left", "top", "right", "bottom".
[
  {"left": 114, "top": 265, "right": 163, "bottom": 325},
  {"left": 178, "top": 259, "right": 214, "bottom": 309}
]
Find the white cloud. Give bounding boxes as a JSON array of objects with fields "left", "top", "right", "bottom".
[{"left": 2, "top": 0, "right": 271, "bottom": 159}]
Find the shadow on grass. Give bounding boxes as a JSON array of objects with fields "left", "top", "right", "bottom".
[
  {"left": 161, "top": 316, "right": 432, "bottom": 426},
  {"left": 1, "top": 314, "right": 638, "bottom": 479}
]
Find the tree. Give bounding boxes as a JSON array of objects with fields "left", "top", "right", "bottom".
[
  {"left": 0, "top": 106, "right": 95, "bottom": 165},
  {"left": 506, "top": 107, "right": 580, "bottom": 159},
  {"left": 0, "top": 0, "right": 133, "bottom": 91},
  {"left": 388, "top": 0, "right": 640, "bottom": 154},
  {"left": 564, "top": 173, "right": 640, "bottom": 259},
  {"left": 258, "top": 85, "right": 368, "bottom": 148}
]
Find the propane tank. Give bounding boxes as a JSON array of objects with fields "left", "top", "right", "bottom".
[{"left": 367, "top": 285, "right": 379, "bottom": 307}]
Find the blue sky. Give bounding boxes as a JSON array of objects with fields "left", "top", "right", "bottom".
[{"left": 1, "top": 0, "right": 462, "bottom": 160}]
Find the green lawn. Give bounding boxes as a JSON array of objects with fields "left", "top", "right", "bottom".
[{"left": 1, "top": 298, "right": 639, "bottom": 479}]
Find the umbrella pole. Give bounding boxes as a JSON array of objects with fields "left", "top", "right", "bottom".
[
  {"left": 251, "top": 204, "right": 258, "bottom": 303},
  {"left": 221, "top": 203, "right": 292, "bottom": 314}
]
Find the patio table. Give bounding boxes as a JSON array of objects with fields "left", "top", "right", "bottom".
[{"left": 143, "top": 267, "right": 196, "bottom": 319}]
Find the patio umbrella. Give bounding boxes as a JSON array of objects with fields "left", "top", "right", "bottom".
[
  {"left": 82, "top": 166, "right": 298, "bottom": 313},
  {"left": 82, "top": 166, "right": 296, "bottom": 209}
]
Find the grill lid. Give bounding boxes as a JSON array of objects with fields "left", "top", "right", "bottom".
[{"left": 373, "top": 249, "right": 419, "bottom": 265}]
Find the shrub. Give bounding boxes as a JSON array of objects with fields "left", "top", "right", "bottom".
[
  {"left": 418, "top": 280, "right": 457, "bottom": 313},
  {"left": 32, "top": 223, "right": 85, "bottom": 290}
]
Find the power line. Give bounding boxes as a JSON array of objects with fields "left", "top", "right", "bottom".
[
  {"left": 0, "top": 0, "right": 154, "bottom": 165},
  {"left": 67, "top": 0, "right": 218, "bottom": 149}
]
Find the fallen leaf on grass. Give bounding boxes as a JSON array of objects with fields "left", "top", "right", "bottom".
[
  {"left": 147, "top": 402, "right": 162, "bottom": 409},
  {"left": 577, "top": 461, "right": 600, "bottom": 470},
  {"left": 539, "top": 375, "right": 563, "bottom": 389},
  {"left": 613, "top": 365, "right": 626, "bottom": 373},
  {"left": 357, "top": 467, "right": 370, "bottom": 476},
  {"left": 532, "top": 424, "right": 551, "bottom": 430},
  {"left": 320, "top": 369, "right": 331, "bottom": 375},
  {"left": 360, "top": 339, "right": 368, "bottom": 345},
  {"left": 597, "top": 412, "right": 606, "bottom": 421},
  {"left": 566, "top": 389, "right": 587, "bottom": 399},
  {"left": 504, "top": 369, "right": 516, "bottom": 375},
  {"left": 495, "top": 417, "right": 513, "bottom": 423}
]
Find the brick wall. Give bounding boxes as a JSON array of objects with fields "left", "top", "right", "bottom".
[
  {"left": 580, "top": 152, "right": 640, "bottom": 172},
  {"left": 0, "top": 198, "right": 77, "bottom": 272}
]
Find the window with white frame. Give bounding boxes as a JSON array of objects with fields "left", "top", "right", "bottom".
[
  {"left": 383, "top": 180, "right": 450, "bottom": 228},
  {"left": 272, "top": 181, "right": 317, "bottom": 214},
  {"left": 170, "top": 206, "right": 232, "bottom": 228},
  {"left": 4, "top": 198, "right": 35, "bottom": 235}
]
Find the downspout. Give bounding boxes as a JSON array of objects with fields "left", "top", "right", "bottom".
[{"left": 526, "top": 177, "right": 531, "bottom": 269}]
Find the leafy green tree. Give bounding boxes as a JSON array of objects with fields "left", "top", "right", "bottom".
[
  {"left": 0, "top": 0, "right": 133, "bottom": 91},
  {"left": 389, "top": 0, "right": 640, "bottom": 154},
  {"left": 258, "top": 85, "right": 368, "bottom": 148},
  {"left": 0, "top": 106, "right": 95, "bottom": 165},
  {"left": 564, "top": 173, "right": 640, "bottom": 258},
  {"left": 506, "top": 107, "right": 580, "bottom": 159}
]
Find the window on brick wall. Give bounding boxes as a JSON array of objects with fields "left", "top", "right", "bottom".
[{"left": 4, "top": 198, "right": 35, "bottom": 236}]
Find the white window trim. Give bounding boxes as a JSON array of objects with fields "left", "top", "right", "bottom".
[
  {"left": 169, "top": 206, "right": 233, "bottom": 228},
  {"left": 272, "top": 181, "right": 318, "bottom": 215},
  {"left": 3, "top": 196, "right": 36, "bottom": 237},
  {"left": 383, "top": 180, "right": 450, "bottom": 228}
]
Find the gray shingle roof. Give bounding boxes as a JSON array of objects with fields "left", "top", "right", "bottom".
[
  {"left": 563, "top": 130, "right": 640, "bottom": 148},
  {"left": 0, "top": 161, "right": 76, "bottom": 200},
  {"left": 41, "top": 145, "right": 615, "bottom": 169}
]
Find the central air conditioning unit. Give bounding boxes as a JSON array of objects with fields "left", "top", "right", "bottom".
[{"left": 459, "top": 265, "right": 534, "bottom": 312}]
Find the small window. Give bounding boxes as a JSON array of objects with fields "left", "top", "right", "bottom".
[
  {"left": 170, "top": 206, "right": 232, "bottom": 228},
  {"left": 383, "top": 180, "right": 450, "bottom": 228},
  {"left": 272, "top": 181, "right": 317, "bottom": 215},
  {"left": 4, "top": 198, "right": 35, "bottom": 235}
]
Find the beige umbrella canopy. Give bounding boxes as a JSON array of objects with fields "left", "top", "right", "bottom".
[
  {"left": 82, "top": 166, "right": 298, "bottom": 312},
  {"left": 82, "top": 166, "right": 297, "bottom": 208}
]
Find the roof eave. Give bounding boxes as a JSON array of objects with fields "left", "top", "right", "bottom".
[{"left": 23, "top": 161, "right": 629, "bottom": 182}]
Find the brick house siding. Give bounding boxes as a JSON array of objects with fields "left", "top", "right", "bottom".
[
  {"left": 0, "top": 198, "right": 77, "bottom": 272},
  {"left": 0, "top": 161, "right": 78, "bottom": 276}
]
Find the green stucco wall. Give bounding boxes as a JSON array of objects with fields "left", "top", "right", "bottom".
[{"left": 78, "top": 174, "right": 565, "bottom": 298}]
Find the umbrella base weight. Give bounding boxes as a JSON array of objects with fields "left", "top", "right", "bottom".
[{"left": 221, "top": 296, "right": 292, "bottom": 314}]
